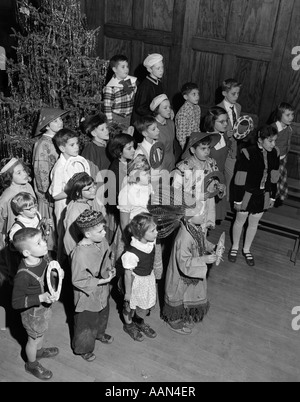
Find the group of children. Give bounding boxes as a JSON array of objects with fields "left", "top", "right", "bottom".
[{"left": 0, "top": 51, "right": 295, "bottom": 381}]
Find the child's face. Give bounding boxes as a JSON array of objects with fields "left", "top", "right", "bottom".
[
  {"left": 214, "top": 113, "right": 229, "bottom": 133},
  {"left": 92, "top": 123, "right": 110, "bottom": 142},
  {"left": 23, "top": 233, "right": 48, "bottom": 258},
  {"left": 143, "top": 123, "right": 160, "bottom": 142},
  {"left": 191, "top": 143, "right": 211, "bottom": 161},
  {"left": 12, "top": 164, "right": 29, "bottom": 185},
  {"left": 281, "top": 110, "right": 294, "bottom": 126},
  {"left": 113, "top": 61, "right": 129, "bottom": 81},
  {"left": 223, "top": 86, "right": 240, "bottom": 105},
  {"left": 185, "top": 89, "right": 200, "bottom": 105},
  {"left": 81, "top": 182, "right": 96, "bottom": 200},
  {"left": 121, "top": 141, "right": 135, "bottom": 161},
  {"left": 150, "top": 61, "right": 164, "bottom": 80},
  {"left": 259, "top": 135, "right": 277, "bottom": 152},
  {"left": 86, "top": 223, "right": 106, "bottom": 243},
  {"left": 138, "top": 170, "right": 150, "bottom": 186},
  {"left": 158, "top": 100, "right": 171, "bottom": 119},
  {"left": 48, "top": 117, "right": 63, "bottom": 133},
  {"left": 60, "top": 137, "right": 79, "bottom": 158},
  {"left": 21, "top": 203, "right": 38, "bottom": 219},
  {"left": 142, "top": 222, "right": 158, "bottom": 243}
]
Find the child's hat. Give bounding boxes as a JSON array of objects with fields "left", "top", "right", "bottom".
[
  {"left": 150, "top": 94, "right": 168, "bottom": 111},
  {"left": 66, "top": 172, "right": 91, "bottom": 190},
  {"left": 182, "top": 131, "right": 221, "bottom": 159},
  {"left": 0, "top": 157, "right": 20, "bottom": 175},
  {"left": 143, "top": 53, "right": 163, "bottom": 72},
  {"left": 34, "top": 107, "right": 69, "bottom": 136},
  {"left": 75, "top": 209, "right": 105, "bottom": 230}
]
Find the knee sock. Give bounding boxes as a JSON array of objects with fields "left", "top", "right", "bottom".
[
  {"left": 232, "top": 212, "right": 248, "bottom": 250},
  {"left": 243, "top": 213, "right": 263, "bottom": 253}
]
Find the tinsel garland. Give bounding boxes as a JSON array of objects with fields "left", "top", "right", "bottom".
[{"left": 0, "top": 0, "right": 109, "bottom": 160}]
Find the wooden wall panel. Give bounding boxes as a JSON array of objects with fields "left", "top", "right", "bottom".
[
  {"left": 273, "top": 0, "right": 300, "bottom": 121},
  {"left": 190, "top": 51, "right": 223, "bottom": 107},
  {"left": 105, "top": 0, "right": 133, "bottom": 26},
  {"left": 144, "top": 0, "right": 174, "bottom": 32},
  {"left": 231, "top": 0, "right": 280, "bottom": 46},
  {"left": 104, "top": 37, "right": 132, "bottom": 65},
  {"left": 196, "top": 0, "right": 230, "bottom": 39},
  {"left": 235, "top": 58, "right": 268, "bottom": 115}
]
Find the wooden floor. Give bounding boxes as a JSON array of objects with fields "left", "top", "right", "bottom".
[{"left": 1, "top": 218, "right": 300, "bottom": 383}]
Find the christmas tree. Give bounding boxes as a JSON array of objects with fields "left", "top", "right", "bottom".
[{"left": 0, "top": 0, "right": 109, "bottom": 161}]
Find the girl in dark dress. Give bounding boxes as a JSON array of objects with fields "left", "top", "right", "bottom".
[{"left": 228, "top": 126, "right": 280, "bottom": 266}]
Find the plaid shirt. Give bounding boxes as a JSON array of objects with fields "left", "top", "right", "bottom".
[
  {"left": 175, "top": 101, "right": 201, "bottom": 149},
  {"left": 103, "top": 75, "right": 137, "bottom": 122}
]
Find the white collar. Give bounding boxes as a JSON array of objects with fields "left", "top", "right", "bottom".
[
  {"left": 131, "top": 237, "right": 155, "bottom": 253},
  {"left": 223, "top": 99, "right": 235, "bottom": 110},
  {"left": 106, "top": 75, "right": 137, "bottom": 88},
  {"left": 141, "top": 138, "right": 157, "bottom": 150},
  {"left": 276, "top": 121, "right": 284, "bottom": 132},
  {"left": 16, "top": 213, "right": 40, "bottom": 225}
]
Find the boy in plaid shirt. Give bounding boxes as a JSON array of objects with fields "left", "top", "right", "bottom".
[
  {"left": 103, "top": 55, "right": 137, "bottom": 134},
  {"left": 175, "top": 82, "right": 201, "bottom": 150}
]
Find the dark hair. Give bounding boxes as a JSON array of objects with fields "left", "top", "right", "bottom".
[
  {"left": 134, "top": 115, "right": 157, "bottom": 134},
  {"left": 13, "top": 227, "right": 42, "bottom": 253},
  {"left": 11, "top": 192, "right": 37, "bottom": 215},
  {"left": 128, "top": 213, "right": 155, "bottom": 241},
  {"left": 192, "top": 136, "right": 212, "bottom": 149},
  {"left": 181, "top": 82, "right": 199, "bottom": 96},
  {"left": 222, "top": 78, "right": 242, "bottom": 92},
  {"left": 268, "top": 102, "right": 295, "bottom": 124},
  {"left": 257, "top": 125, "right": 278, "bottom": 141},
  {"left": 54, "top": 128, "right": 78, "bottom": 148},
  {"left": 107, "top": 133, "right": 135, "bottom": 159},
  {"left": 0, "top": 158, "right": 31, "bottom": 195},
  {"left": 65, "top": 173, "right": 94, "bottom": 201},
  {"left": 202, "top": 106, "right": 228, "bottom": 132},
  {"left": 80, "top": 113, "right": 108, "bottom": 137},
  {"left": 110, "top": 54, "right": 128, "bottom": 69}
]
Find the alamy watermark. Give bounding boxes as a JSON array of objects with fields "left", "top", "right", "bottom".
[{"left": 291, "top": 307, "right": 300, "bottom": 331}]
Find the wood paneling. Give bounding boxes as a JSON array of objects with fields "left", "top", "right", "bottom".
[
  {"left": 105, "top": 0, "right": 133, "bottom": 26},
  {"left": 144, "top": 0, "right": 174, "bottom": 32},
  {"left": 196, "top": 0, "right": 230, "bottom": 40}
]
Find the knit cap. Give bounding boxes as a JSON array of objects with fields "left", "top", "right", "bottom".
[{"left": 75, "top": 209, "right": 105, "bottom": 230}]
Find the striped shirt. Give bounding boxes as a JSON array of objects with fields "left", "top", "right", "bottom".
[
  {"left": 175, "top": 101, "right": 201, "bottom": 149},
  {"left": 103, "top": 75, "right": 137, "bottom": 122}
]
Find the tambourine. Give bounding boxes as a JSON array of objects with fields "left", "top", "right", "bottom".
[
  {"left": 64, "top": 155, "right": 90, "bottom": 179},
  {"left": 233, "top": 115, "right": 254, "bottom": 140},
  {"left": 46, "top": 260, "right": 64, "bottom": 302},
  {"left": 215, "top": 232, "right": 225, "bottom": 266},
  {"left": 149, "top": 141, "right": 165, "bottom": 169},
  {"left": 204, "top": 171, "right": 225, "bottom": 198}
]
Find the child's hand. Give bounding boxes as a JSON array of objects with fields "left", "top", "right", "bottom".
[
  {"left": 39, "top": 292, "right": 56, "bottom": 304},
  {"left": 203, "top": 254, "right": 217, "bottom": 264},
  {"left": 47, "top": 219, "right": 54, "bottom": 228},
  {"left": 218, "top": 184, "right": 226, "bottom": 198}
]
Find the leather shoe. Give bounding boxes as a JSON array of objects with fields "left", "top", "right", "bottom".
[
  {"left": 25, "top": 362, "right": 53, "bottom": 380},
  {"left": 37, "top": 347, "right": 59, "bottom": 359},
  {"left": 97, "top": 334, "right": 114, "bottom": 344}
]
